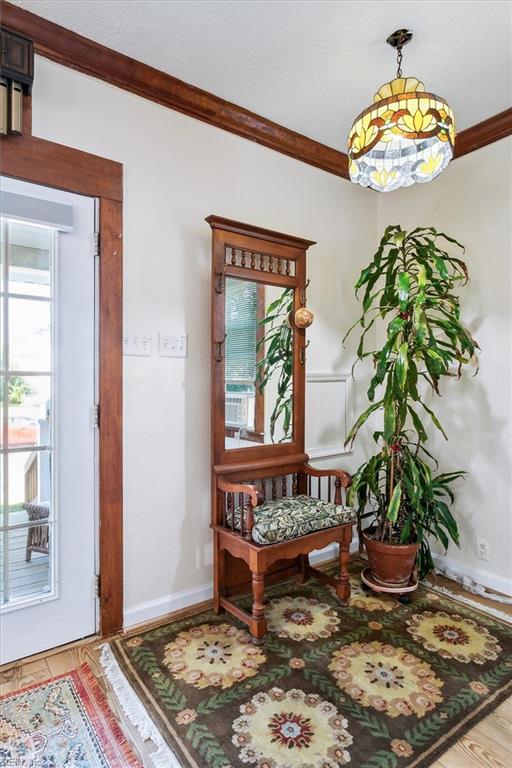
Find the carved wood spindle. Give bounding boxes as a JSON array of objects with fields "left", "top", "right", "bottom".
[
  {"left": 245, "top": 503, "right": 255, "bottom": 541},
  {"left": 285, "top": 259, "right": 291, "bottom": 275},
  {"left": 251, "top": 571, "right": 266, "bottom": 634},
  {"left": 328, "top": 476, "right": 332, "bottom": 503},
  {"left": 334, "top": 477, "right": 342, "bottom": 505},
  {"left": 268, "top": 255, "right": 274, "bottom": 273},
  {"left": 277, "top": 257, "right": 282, "bottom": 274},
  {"left": 282, "top": 474, "right": 287, "bottom": 498},
  {"left": 260, "top": 253, "right": 265, "bottom": 270},
  {"left": 261, "top": 478, "right": 267, "bottom": 502},
  {"left": 337, "top": 525, "right": 352, "bottom": 604},
  {"left": 239, "top": 493, "right": 245, "bottom": 537},
  {"left": 272, "top": 477, "right": 277, "bottom": 500},
  {"left": 228, "top": 493, "right": 235, "bottom": 530},
  {"left": 231, "top": 247, "right": 237, "bottom": 265},
  {"left": 292, "top": 473, "right": 298, "bottom": 496},
  {"left": 250, "top": 252, "right": 256, "bottom": 269},
  {"left": 308, "top": 474, "right": 311, "bottom": 496},
  {"left": 241, "top": 251, "right": 247, "bottom": 267}
]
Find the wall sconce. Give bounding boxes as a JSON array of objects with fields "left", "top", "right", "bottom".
[{"left": 0, "top": 28, "right": 34, "bottom": 136}]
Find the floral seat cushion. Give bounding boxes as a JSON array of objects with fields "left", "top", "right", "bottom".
[{"left": 228, "top": 494, "right": 356, "bottom": 545}]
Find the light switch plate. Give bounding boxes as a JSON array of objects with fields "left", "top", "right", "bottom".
[
  {"left": 123, "top": 331, "right": 153, "bottom": 356},
  {"left": 159, "top": 333, "right": 188, "bottom": 358}
]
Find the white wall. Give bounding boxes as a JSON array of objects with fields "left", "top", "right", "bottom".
[
  {"left": 31, "top": 57, "right": 378, "bottom": 624},
  {"left": 378, "top": 138, "right": 512, "bottom": 594},
  {"left": 31, "top": 55, "right": 511, "bottom": 623}
]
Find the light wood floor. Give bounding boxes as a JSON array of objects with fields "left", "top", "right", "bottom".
[
  {"left": 1, "top": 517, "right": 50, "bottom": 602},
  {"left": 1, "top": 574, "right": 511, "bottom": 768}
]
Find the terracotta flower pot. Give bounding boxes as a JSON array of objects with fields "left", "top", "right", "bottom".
[{"left": 363, "top": 531, "right": 418, "bottom": 588}]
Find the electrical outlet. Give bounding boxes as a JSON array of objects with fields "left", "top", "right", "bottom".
[
  {"left": 477, "top": 537, "right": 489, "bottom": 561},
  {"left": 159, "top": 333, "right": 188, "bottom": 358},
  {"left": 123, "top": 331, "right": 153, "bottom": 356}
]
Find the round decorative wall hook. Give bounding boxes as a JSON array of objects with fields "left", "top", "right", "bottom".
[{"left": 294, "top": 307, "right": 314, "bottom": 329}]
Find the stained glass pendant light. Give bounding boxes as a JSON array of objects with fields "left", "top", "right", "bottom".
[{"left": 348, "top": 29, "right": 455, "bottom": 192}]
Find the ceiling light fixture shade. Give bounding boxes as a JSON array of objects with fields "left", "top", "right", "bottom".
[{"left": 348, "top": 30, "right": 455, "bottom": 192}]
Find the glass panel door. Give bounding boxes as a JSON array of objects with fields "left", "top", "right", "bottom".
[
  {"left": 1, "top": 219, "right": 55, "bottom": 606},
  {"left": 0, "top": 177, "right": 97, "bottom": 664}
]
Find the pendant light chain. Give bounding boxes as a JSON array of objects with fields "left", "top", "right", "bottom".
[{"left": 396, "top": 46, "right": 403, "bottom": 78}]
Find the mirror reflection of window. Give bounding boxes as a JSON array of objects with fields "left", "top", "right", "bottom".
[
  {"left": 224, "top": 277, "right": 293, "bottom": 449},
  {"left": 224, "top": 279, "right": 264, "bottom": 446}
]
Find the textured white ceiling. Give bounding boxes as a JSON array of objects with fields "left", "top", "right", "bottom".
[{"left": 13, "top": 0, "right": 512, "bottom": 148}]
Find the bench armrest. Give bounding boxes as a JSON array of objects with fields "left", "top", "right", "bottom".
[
  {"left": 217, "top": 478, "right": 265, "bottom": 540},
  {"left": 217, "top": 478, "right": 263, "bottom": 508},
  {"left": 303, "top": 463, "right": 351, "bottom": 488}
]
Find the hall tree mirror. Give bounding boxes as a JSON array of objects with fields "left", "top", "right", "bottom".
[
  {"left": 224, "top": 277, "right": 294, "bottom": 449},
  {"left": 208, "top": 215, "right": 314, "bottom": 466}
]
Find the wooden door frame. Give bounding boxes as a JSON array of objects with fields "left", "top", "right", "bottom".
[{"left": 1, "top": 132, "right": 124, "bottom": 637}]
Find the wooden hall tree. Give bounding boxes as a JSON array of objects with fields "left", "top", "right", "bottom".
[{"left": 208, "top": 215, "right": 355, "bottom": 640}]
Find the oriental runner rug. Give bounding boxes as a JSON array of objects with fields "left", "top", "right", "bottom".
[
  {"left": 102, "top": 562, "right": 512, "bottom": 768},
  {"left": 0, "top": 663, "right": 143, "bottom": 768}
]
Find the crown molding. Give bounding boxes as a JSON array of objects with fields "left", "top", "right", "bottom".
[
  {"left": 1, "top": 1, "right": 510, "bottom": 180},
  {"left": 0, "top": 1, "right": 348, "bottom": 179},
  {"left": 454, "top": 107, "right": 512, "bottom": 159}
]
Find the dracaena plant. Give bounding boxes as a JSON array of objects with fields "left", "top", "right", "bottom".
[
  {"left": 345, "top": 225, "right": 479, "bottom": 578},
  {"left": 256, "top": 288, "right": 294, "bottom": 442}
]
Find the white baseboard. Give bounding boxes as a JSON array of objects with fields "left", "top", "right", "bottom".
[
  {"left": 124, "top": 539, "right": 359, "bottom": 628},
  {"left": 432, "top": 553, "right": 512, "bottom": 597},
  {"left": 124, "top": 583, "right": 213, "bottom": 628}
]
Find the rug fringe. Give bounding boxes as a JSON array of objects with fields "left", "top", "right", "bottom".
[
  {"left": 422, "top": 580, "right": 512, "bottom": 624},
  {"left": 100, "top": 644, "right": 182, "bottom": 768}
]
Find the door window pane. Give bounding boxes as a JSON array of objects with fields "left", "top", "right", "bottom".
[
  {"left": 1, "top": 526, "right": 52, "bottom": 602},
  {"left": 8, "top": 221, "right": 52, "bottom": 298},
  {"left": 8, "top": 451, "right": 52, "bottom": 519},
  {"left": 1, "top": 218, "right": 55, "bottom": 607},
  {"left": 7, "top": 376, "right": 51, "bottom": 449},
  {"left": 9, "top": 298, "right": 52, "bottom": 373}
]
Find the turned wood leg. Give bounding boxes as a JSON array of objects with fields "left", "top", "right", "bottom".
[
  {"left": 250, "top": 571, "right": 267, "bottom": 641},
  {"left": 336, "top": 525, "right": 352, "bottom": 605},
  {"left": 298, "top": 554, "right": 309, "bottom": 584},
  {"left": 213, "top": 536, "right": 225, "bottom": 615}
]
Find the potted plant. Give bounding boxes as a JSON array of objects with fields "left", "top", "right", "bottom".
[{"left": 345, "top": 225, "right": 478, "bottom": 589}]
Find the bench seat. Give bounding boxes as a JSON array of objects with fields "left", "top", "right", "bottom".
[{"left": 229, "top": 493, "right": 356, "bottom": 545}]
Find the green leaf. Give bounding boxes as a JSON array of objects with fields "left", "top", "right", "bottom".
[
  {"left": 355, "top": 264, "right": 376, "bottom": 293},
  {"left": 408, "top": 405, "right": 428, "bottom": 442},
  {"left": 398, "top": 271, "right": 410, "bottom": 311},
  {"left": 419, "top": 399, "right": 448, "bottom": 440},
  {"left": 345, "top": 400, "right": 384, "bottom": 447},
  {"left": 395, "top": 341, "right": 409, "bottom": 389},
  {"left": 413, "top": 304, "right": 428, "bottom": 344},
  {"left": 387, "top": 482, "right": 402, "bottom": 522},
  {"left": 433, "top": 255, "right": 449, "bottom": 280},
  {"left": 383, "top": 399, "right": 396, "bottom": 443}
]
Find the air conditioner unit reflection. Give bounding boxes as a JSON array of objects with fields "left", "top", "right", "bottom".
[{"left": 226, "top": 393, "right": 250, "bottom": 427}]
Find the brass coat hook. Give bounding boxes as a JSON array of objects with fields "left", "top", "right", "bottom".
[
  {"left": 215, "top": 335, "right": 227, "bottom": 362},
  {"left": 299, "top": 340, "right": 311, "bottom": 366},
  {"left": 300, "top": 279, "right": 310, "bottom": 307},
  {"left": 215, "top": 266, "right": 227, "bottom": 294}
]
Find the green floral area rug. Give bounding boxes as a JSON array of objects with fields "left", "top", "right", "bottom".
[
  {"left": 0, "top": 663, "right": 143, "bottom": 767},
  {"left": 102, "top": 563, "right": 512, "bottom": 768}
]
